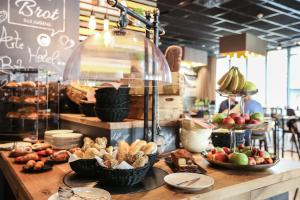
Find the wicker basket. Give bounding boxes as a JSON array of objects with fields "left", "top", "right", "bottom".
[
  {"left": 69, "top": 159, "right": 98, "bottom": 177},
  {"left": 96, "top": 163, "right": 150, "bottom": 186},
  {"left": 148, "top": 153, "right": 158, "bottom": 167},
  {"left": 95, "top": 107, "right": 129, "bottom": 122},
  {"left": 95, "top": 100, "right": 130, "bottom": 108},
  {"left": 79, "top": 101, "right": 96, "bottom": 117},
  {"left": 211, "top": 131, "right": 245, "bottom": 148}
]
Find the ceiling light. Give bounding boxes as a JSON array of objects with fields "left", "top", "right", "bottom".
[
  {"left": 297, "top": 41, "right": 300, "bottom": 46},
  {"left": 276, "top": 44, "right": 282, "bottom": 50},
  {"left": 202, "top": 44, "right": 206, "bottom": 48},
  {"left": 89, "top": 9, "right": 96, "bottom": 31},
  {"left": 256, "top": 13, "right": 264, "bottom": 19},
  {"left": 178, "top": 1, "right": 185, "bottom": 6}
]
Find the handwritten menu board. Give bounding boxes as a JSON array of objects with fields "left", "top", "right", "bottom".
[{"left": 0, "top": 0, "right": 79, "bottom": 75}]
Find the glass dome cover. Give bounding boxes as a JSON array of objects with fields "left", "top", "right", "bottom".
[{"left": 63, "top": 29, "right": 172, "bottom": 87}]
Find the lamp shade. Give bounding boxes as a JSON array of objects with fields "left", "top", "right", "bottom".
[
  {"left": 63, "top": 30, "right": 172, "bottom": 87},
  {"left": 219, "top": 33, "right": 267, "bottom": 57}
]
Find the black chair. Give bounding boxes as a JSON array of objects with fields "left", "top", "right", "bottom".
[{"left": 289, "top": 120, "right": 300, "bottom": 160}]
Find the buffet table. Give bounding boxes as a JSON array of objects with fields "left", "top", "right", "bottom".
[{"left": 1, "top": 151, "right": 300, "bottom": 200}]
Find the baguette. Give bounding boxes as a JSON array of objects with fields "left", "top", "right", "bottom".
[{"left": 117, "top": 141, "right": 129, "bottom": 162}]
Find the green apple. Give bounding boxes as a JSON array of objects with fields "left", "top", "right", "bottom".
[
  {"left": 212, "top": 113, "right": 227, "bottom": 123},
  {"left": 215, "top": 147, "right": 224, "bottom": 153},
  {"left": 244, "top": 149, "right": 253, "bottom": 157},
  {"left": 243, "top": 81, "right": 257, "bottom": 92},
  {"left": 250, "top": 112, "right": 264, "bottom": 122},
  {"left": 229, "top": 152, "right": 249, "bottom": 165},
  {"left": 264, "top": 151, "right": 270, "bottom": 158}
]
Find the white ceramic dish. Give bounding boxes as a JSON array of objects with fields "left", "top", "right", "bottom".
[
  {"left": 180, "top": 128, "right": 212, "bottom": 152},
  {"left": 164, "top": 173, "right": 214, "bottom": 191},
  {"left": 48, "top": 187, "right": 111, "bottom": 200}
]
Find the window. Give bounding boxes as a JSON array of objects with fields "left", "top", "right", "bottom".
[
  {"left": 288, "top": 47, "right": 300, "bottom": 109},
  {"left": 266, "top": 49, "right": 288, "bottom": 108},
  {"left": 247, "top": 56, "right": 266, "bottom": 106}
]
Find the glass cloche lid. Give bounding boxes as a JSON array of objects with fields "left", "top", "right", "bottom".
[{"left": 63, "top": 30, "right": 172, "bottom": 87}]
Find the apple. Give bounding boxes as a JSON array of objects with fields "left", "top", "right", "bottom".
[
  {"left": 258, "top": 150, "right": 264, "bottom": 157},
  {"left": 213, "top": 152, "right": 228, "bottom": 162},
  {"left": 254, "top": 156, "right": 265, "bottom": 164},
  {"left": 250, "top": 112, "right": 264, "bottom": 122},
  {"left": 252, "top": 148, "right": 258, "bottom": 155},
  {"left": 215, "top": 147, "right": 225, "bottom": 153},
  {"left": 248, "top": 119, "right": 260, "bottom": 124},
  {"left": 238, "top": 144, "right": 245, "bottom": 150},
  {"left": 229, "top": 152, "right": 248, "bottom": 165},
  {"left": 241, "top": 114, "right": 250, "bottom": 121},
  {"left": 223, "top": 147, "right": 231, "bottom": 154},
  {"left": 207, "top": 152, "right": 213, "bottom": 160},
  {"left": 222, "top": 117, "right": 235, "bottom": 128},
  {"left": 234, "top": 116, "right": 245, "bottom": 125},
  {"left": 263, "top": 151, "right": 270, "bottom": 158},
  {"left": 212, "top": 113, "right": 227, "bottom": 123},
  {"left": 244, "top": 149, "right": 253, "bottom": 157},
  {"left": 211, "top": 148, "right": 216, "bottom": 154},
  {"left": 264, "top": 157, "right": 273, "bottom": 164},
  {"left": 229, "top": 113, "right": 240, "bottom": 119},
  {"left": 242, "top": 81, "right": 257, "bottom": 92},
  {"left": 248, "top": 157, "right": 256, "bottom": 165}
]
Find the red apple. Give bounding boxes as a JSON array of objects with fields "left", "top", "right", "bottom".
[
  {"left": 222, "top": 147, "right": 231, "bottom": 154},
  {"left": 264, "top": 157, "right": 273, "bottom": 164},
  {"left": 249, "top": 119, "right": 260, "bottom": 124},
  {"left": 238, "top": 144, "right": 245, "bottom": 150},
  {"left": 207, "top": 152, "right": 213, "bottom": 160},
  {"left": 229, "top": 113, "right": 240, "bottom": 119},
  {"left": 222, "top": 117, "right": 235, "bottom": 128},
  {"left": 248, "top": 157, "right": 256, "bottom": 165},
  {"left": 211, "top": 148, "right": 216, "bottom": 154},
  {"left": 241, "top": 114, "right": 250, "bottom": 121},
  {"left": 213, "top": 152, "right": 228, "bottom": 162},
  {"left": 234, "top": 116, "right": 245, "bottom": 125},
  {"left": 258, "top": 150, "right": 264, "bottom": 157}
]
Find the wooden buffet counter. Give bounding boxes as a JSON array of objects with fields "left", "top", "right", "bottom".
[{"left": 1, "top": 150, "right": 300, "bottom": 200}]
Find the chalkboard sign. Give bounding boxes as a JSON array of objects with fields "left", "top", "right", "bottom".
[{"left": 0, "top": 0, "right": 79, "bottom": 75}]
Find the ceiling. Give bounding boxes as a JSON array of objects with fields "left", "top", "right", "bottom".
[{"left": 158, "top": 0, "right": 300, "bottom": 54}]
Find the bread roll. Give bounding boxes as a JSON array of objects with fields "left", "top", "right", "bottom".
[
  {"left": 129, "top": 140, "right": 147, "bottom": 155},
  {"left": 95, "top": 137, "right": 107, "bottom": 149},
  {"left": 32, "top": 143, "right": 51, "bottom": 151},
  {"left": 126, "top": 151, "right": 144, "bottom": 164},
  {"left": 130, "top": 139, "right": 140, "bottom": 150},
  {"left": 103, "top": 159, "right": 118, "bottom": 168},
  {"left": 33, "top": 161, "right": 44, "bottom": 170},
  {"left": 117, "top": 141, "right": 129, "bottom": 162},
  {"left": 24, "top": 160, "right": 36, "bottom": 170},
  {"left": 132, "top": 155, "right": 148, "bottom": 168},
  {"left": 103, "top": 153, "right": 113, "bottom": 161},
  {"left": 142, "top": 142, "right": 158, "bottom": 155},
  {"left": 106, "top": 146, "right": 113, "bottom": 155}
]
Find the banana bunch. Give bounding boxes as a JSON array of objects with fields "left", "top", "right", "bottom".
[{"left": 217, "top": 67, "right": 246, "bottom": 94}]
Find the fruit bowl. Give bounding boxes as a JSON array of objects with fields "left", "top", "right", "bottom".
[
  {"left": 216, "top": 89, "right": 258, "bottom": 97},
  {"left": 203, "top": 156, "right": 279, "bottom": 171},
  {"left": 201, "top": 147, "right": 280, "bottom": 171}
]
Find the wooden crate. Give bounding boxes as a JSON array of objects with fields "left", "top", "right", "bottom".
[
  {"left": 128, "top": 95, "right": 183, "bottom": 121},
  {"left": 128, "top": 72, "right": 184, "bottom": 95}
]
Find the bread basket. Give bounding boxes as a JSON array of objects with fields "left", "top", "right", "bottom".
[
  {"left": 96, "top": 162, "right": 150, "bottom": 186},
  {"left": 69, "top": 159, "right": 98, "bottom": 177}
]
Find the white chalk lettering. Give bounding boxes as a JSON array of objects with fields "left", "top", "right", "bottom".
[
  {"left": 28, "top": 47, "right": 60, "bottom": 65},
  {"left": 0, "top": 26, "right": 24, "bottom": 49},
  {"left": 0, "top": 55, "right": 25, "bottom": 70},
  {"left": 15, "top": 0, "right": 60, "bottom": 21}
]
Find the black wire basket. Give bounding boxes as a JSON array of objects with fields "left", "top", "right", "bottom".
[
  {"left": 211, "top": 131, "right": 245, "bottom": 148},
  {"left": 148, "top": 153, "right": 159, "bottom": 167},
  {"left": 79, "top": 101, "right": 96, "bottom": 117},
  {"left": 96, "top": 162, "right": 150, "bottom": 186}
]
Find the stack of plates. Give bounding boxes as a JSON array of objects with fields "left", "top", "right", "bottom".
[
  {"left": 44, "top": 130, "right": 74, "bottom": 143},
  {"left": 51, "top": 133, "right": 83, "bottom": 150}
]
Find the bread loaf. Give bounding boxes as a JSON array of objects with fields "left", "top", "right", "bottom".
[
  {"left": 117, "top": 141, "right": 129, "bottom": 162},
  {"left": 129, "top": 140, "right": 146, "bottom": 155}
]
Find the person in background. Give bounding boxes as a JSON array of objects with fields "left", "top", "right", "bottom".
[
  {"left": 243, "top": 95, "right": 263, "bottom": 146},
  {"left": 243, "top": 95, "right": 263, "bottom": 114},
  {"left": 218, "top": 96, "right": 238, "bottom": 113}
]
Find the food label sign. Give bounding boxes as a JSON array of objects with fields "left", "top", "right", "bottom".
[{"left": 0, "top": 0, "right": 79, "bottom": 75}]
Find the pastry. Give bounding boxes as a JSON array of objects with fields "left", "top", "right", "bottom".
[
  {"left": 126, "top": 151, "right": 144, "bottom": 164},
  {"left": 32, "top": 143, "right": 51, "bottom": 151},
  {"left": 9, "top": 96, "right": 21, "bottom": 103},
  {"left": 106, "top": 146, "right": 113, "bottom": 155},
  {"left": 103, "top": 153, "right": 114, "bottom": 161},
  {"left": 69, "top": 147, "right": 81, "bottom": 153},
  {"left": 117, "top": 141, "right": 130, "bottom": 162},
  {"left": 83, "top": 148, "right": 105, "bottom": 159},
  {"left": 23, "top": 96, "right": 37, "bottom": 104},
  {"left": 130, "top": 139, "right": 141, "bottom": 150},
  {"left": 141, "top": 142, "right": 157, "bottom": 155},
  {"left": 6, "top": 81, "right": 19, "bottom": 87},
  {"left": 73, "top": 149, "right": 84, "bottom": 158},
  {"left": 37, "top": 148, "right": 53, "bottom": 157},
  {"left": 21, "top": 81, "right": 36, "bottom": 88},
  {"left": 132, "top": 155, "right": 148, "bottom": 168},
  {"left": 38, "top": 96, "right": 47, "bottom": 103},
  {"left": 33, "top": 161, "right": 44, "bottom": 170},
  {"left": 95, "top": 137, "right": 107, "bottom": 149},
  {"left": 50, "top": 151, "right": 69, "bottom": 162},
  {"left": 24, "top": 160, "right": 36, "bottom": 170},
  {"left": 103, "top": 159, "right": 119, "bottom": 168},
  {"left": 82, "top": 137, "right": 94, "bottom": 151},
  {"left": 129, "top": 140, "right": 147, "bottom": 155},
  {"left": 15, "top": 152, "right": 39, "bottom": 163},
  {"left": 6, "top": 112, "right": 21, "bottom": 119},
  {"left": 24, "top": 112, "right": 38, "bottom": 120},
  {"left": 9, "top": 146, "right": 32, "bottom": 157}
]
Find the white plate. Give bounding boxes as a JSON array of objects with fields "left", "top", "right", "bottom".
[
  {"left": 48, "top": 187, "right": 111, "bottom": 200},
  {"left": 0, "top": 142, "right": 31, "bottom": 150},
  {"left": 164, "top": 173, "right": 214, "bottom": 191}
]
